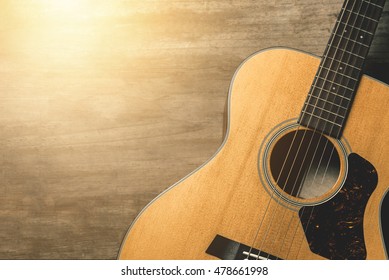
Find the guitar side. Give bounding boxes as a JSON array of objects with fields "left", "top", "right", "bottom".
[{"left": 118, "top": 48, "right": 389, "bottom": 260}]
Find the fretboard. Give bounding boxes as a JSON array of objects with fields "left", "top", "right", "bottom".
[{"left": 298, "top": 0, "right": 386, "bottom": 138}]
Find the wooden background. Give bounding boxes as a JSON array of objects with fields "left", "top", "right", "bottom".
[{"left": 0, "top": 0, "right": 388, "bottom": 259}]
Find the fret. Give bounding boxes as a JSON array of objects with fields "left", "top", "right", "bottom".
[
  {"left": 339, "top": 11, "right": 378, "bottom": 33},
  {"left": 336, "top": 21, "right": 377, "bottom": 46},
  {"left": 323, "top": 57, "right": 362, "bottom": 71},
  {"left": 336, "top": 21, "right": 374, "bottom": 35},
  {"left": 344, "top": 0, "right": 363, "bottom": 10},
  {"left": 327, "top": 44, "right": 365, "bottom": 59},
  {"left": 311, "top": 88, "right": 352, "bottom": 104},
  {"left": 315, "top": 72, "right": 357, "bottom": 90},
  {"left": 340, "top": 27, "right": 375, "bottom": 47},
  {"left": 304, "top": 103, "right": 346, "bottom": 119},
  {"left": 366, "top": 1, "right": 385, "bottom": 9},
  {"left": 298, "top": 0, "right": 385, "bottom": 138},
  {"left": 333, "top": 33, "right": 370, "bottom": 49},
  {"left": 301, "top": 111, "right": 344, "bottom": 129},
  {"left": 313, "top": 78, "right": 354, "bottom": 99},
  {"left": 345, "top": 0, "right": 385, "bottom": 9},
  {"left": 322, "top": 59, "right": 361, "bottom": 79},
  {"left": 299, "top": 114, "right": 342, "bottom": 138},
  {"left": 361, "top": 16, "right": 378, "bottom": 23},
  {"left": 329, "top": 31, "right": 370, "bottom": 57},
  {"left": 328, "top": 38, "right": 369, "bottom": 64},
  {"left": 300, "top": 111, "right": 343, "bottom": 127},
  {"left": 310, "top": 88, "right": 351, "bottom": 109},
  {"left": 320, "top": 66, "right": 359, "bottom": 82},
  {"left": 319, "top": 64, "right": 360, "bottom": 83},
  {"left": 315, "top": 76, "right": 356, "bottom": 92},
  {"left": 306, "top": 94, "right": 348, "bottom": 111},
  {"left": 324, "top": 55, "right": 364, "bottom": 71},
  {"left": 344, "top": 0, "right": 383, "bottom": 20},
  {"left": 344, "top": 9, "right": 380, "bottom": 23},
  {"left": 360, "top": 0, "right": 384, "bottom": 19}
]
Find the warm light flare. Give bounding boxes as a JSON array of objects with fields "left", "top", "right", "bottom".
[
  {"left": 1, "top": 0, "right": 149, "bottom": 67},
  {"left": 43, "top": 0, "right": 89, "bottom": 14}
]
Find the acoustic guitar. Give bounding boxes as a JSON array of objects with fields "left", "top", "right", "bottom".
[{"left": 119, "top": 0, "right": 389, "bottom": 259}]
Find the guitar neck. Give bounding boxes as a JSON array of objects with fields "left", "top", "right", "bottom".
[{"left": 299, "top": 0, "right": 386, "bottom": 138}]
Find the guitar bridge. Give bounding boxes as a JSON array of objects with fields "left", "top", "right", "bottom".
[{"left": 206, "top": 234, "right": 281, "bottom": 260}]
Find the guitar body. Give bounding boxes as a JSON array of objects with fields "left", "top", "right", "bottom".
[{"left": 118, "top": 48, "right": 389, "bottom": 260}]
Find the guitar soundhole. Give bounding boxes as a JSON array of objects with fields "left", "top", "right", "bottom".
[{"left": 269, "top": 129, "right": 340, "bottom": 199}]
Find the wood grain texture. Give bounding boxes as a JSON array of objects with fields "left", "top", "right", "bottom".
[{"left": 0, "top": 0, "right": 388, "bottom": 259}]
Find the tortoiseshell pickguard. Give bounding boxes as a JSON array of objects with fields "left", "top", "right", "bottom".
[{"left": 299, "top": 153, "right": 378, "bottom": 259}]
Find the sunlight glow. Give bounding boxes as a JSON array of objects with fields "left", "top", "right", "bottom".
[
  {"left": 4, "top": 0, "right": 143, "bottom": 66},
  {"left": 42, "top": 0, "right": 91, "bottom": 19}
]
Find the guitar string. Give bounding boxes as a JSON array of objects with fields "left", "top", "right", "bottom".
[
  {"left": 249, "top": 0, "right": 353, "bottom": 259},
  {"left": 258, "top": 0, "right": 371, "bottom": 259},
  {"left": 315, "top": 0, "right": 382, "bottom": 188},
  {"left": 278, "top": 0, "right": 362, "bottom": 259},
  {"left": 246, "top": 116, "right": 307, "bottom": 257},
  {"left": 286, "top": 0, "right": 369, "bottom": 203},
  {"left": 292, "top": 0, "right": 382, "bottom": 259},
  {"left": 293, "top": 0, "right": 370, "bottom": 258},
  {"left": 283, "top": 0, "right": 377, "bottom": 259},
  {"left": 285, "top": 207, "right": 315, "bottom": 260},
  {"left": 247, "top": 0, "right": 381, "bottom": 260},
  {"left": 246, "top": 0, "right": 353, "bottom": 260},
  {"left": 308, "top": 0, "right": 381, "bottom": 190},
  {"left": 292, "top": 10, "right": 380, "bottom": 262},
  {"left": 245, "top": 123, "right": 303, "bottom": 259},
  {"left": 292, "top": 1, "right": 370, "bottom": 260},
  {"left": 271, "top": 0, "right": 382, "bottom": 261},
  {"left": 305, "top": 0, "right": 377, "bottom": 199},
  {"left": 266, "top": 2, "right": 355, "bottom": 260}
]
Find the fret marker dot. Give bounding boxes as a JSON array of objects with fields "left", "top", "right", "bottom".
[
  {"left": 344, "top": 30, "right": 348, "bottom": 33},
  {"left": 333, "top": 87, "right": 336, "bottom": 90},
  {"left": 360, "top": 35, "right": 364, "bottom": 39},
  {"left": 339, "top": 67, "right": 343, "bottom": 71}
]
